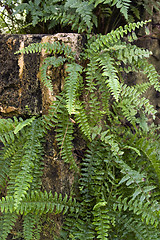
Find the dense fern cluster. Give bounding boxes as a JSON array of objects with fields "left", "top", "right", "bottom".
[
  {"left": 0, "top": 0, "right": 160, "bottom": 239},
  {"left": 18, "top": 0, "right": 160, "bottom": 33},
  {"left": 1, "top": 0, "right": 160, "bottom": 33},
  {"left": 0, "top": 18, "right": 160, "bottom": 239}
]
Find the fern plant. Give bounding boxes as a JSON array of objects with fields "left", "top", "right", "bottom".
[
  {"left": 1, "top": 5, "right": 160, "bottom": 240},
  {"left": 1, "top": 0, "right": 159, "bottom": 34}
]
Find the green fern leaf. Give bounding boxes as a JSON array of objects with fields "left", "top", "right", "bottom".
[
  {"left": 23, "top": 213, "right": 41, "bottom": 240},
  {"left": 64, "top": 0, "right": 95, "bottom": 32},
  {"left": 142, "top": 60, "right": 160, "bottom": 92},
  {"left": 0, "top": 213, "right": 18, "bottom": 240},
  {"left": 14, "top": 116, "right": 36, "bottom": 134},
  {"left": 0, "top": 191, "right": 78, "bottom": 216},
  {"left": 136, "top": 138, "right": 160, "bottom": 184},
  {"left": 75, "top": 102, "right": 92, "bottom": 141},
  {"left": 65, "top": 63, "right": 83, "bottom": 115},
  {"left": 0, "top": 118, "right": 16, "bottom": 145},
  {"left": 93, "top": 206, "right": 111, "bottom": 240},
  {"left": 55, "top": 105, "right": 78, "bottom": 172},
  {"left": 97, "top": 53, "right": 120, "bottom": 101},
  {"left": 16, "top": 41, "right": 75, "bottom": 58},
  {"left": 40, "top": 56, "right": 66, "bottom": 91},
  {"left": 13, "top": 119, "right": 44, "bottom": 209},
  {"left": 112, "top": 0, "right": 131, "bottom": 20}
]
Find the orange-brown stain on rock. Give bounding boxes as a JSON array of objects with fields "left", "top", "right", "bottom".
[
  {"left": 37, "top": 34, "right": 82, "bottom": 115},
  {"left": 18, "top": 41, "right": 25, "bottom": 80},
  {"left": 6, "top": 37, "right": 16, "bottom": 50},
  {"left": 37, "top": 36, "right": 56, "bottom": 115},
  {"left": 0, "top": 106, "right": 18, "bottom": 114},
  {"left": 17, "top": 41, "right": 25, "bottom": 109}
]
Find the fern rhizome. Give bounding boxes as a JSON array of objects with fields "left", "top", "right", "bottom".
[{"left": 1, "top": 19, "right": 160, "bottom": 239}]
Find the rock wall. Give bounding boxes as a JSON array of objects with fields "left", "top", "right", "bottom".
[
  {"left": 0, "top": 33, "right": 83, "bottom": 239},
  {"left": 0, "top": 34, "right": 83, "bottom": 116},
  {"left": 132, "top": 10, "right": 160, "bottom": 121},
  {"left": 0, "top": 23, "right": 160, "bottom": 238},
  {"left": 0, "top": 35, "right": 41, "bottom": 116}
]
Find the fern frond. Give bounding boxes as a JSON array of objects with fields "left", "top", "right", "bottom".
[
  {"left": 113, "top": 192, "right": 160, "bottom": 227},
  {"left": 74, "top": 102, "right": 92, "bottom": 141},
  {"left": 7, "top": 148, "right": 25, "bottom": 195},
  {"left": 80, "top": 141, "right": 116, "bottom": 202},
  {"left": 90, "top": 0, "right": 131, "bottom": 20},
  {"left": 93, "top": 204, "right": 111, "bottom": 240},
  {"left": 40, "top": 56, "right": 66, "bottom": 91},
  {"left": 0, "top": 124, "right": 31, "bottom": 192},
  {"left": 128, "top": 198, "right": 159, "bottom": 226},
  {"left": 54, "top": 101, "right": 78, "bottom": 172},
  {"left": 91, "top": 0, "right": 112, "bottom": 8},
  {"left": 113, "top": 158, "right": 160, "bottom": 226},
  {"left": 100, "top": 130, "right": 121, "bottom": 155},
  {"left": 118, "top": 160, "right": 155, "bottom": 202},
  {"left": 13, "top": 119, "right": 43, "bottom": 209},
  {"left": 85, "top": 59, "right": 111, "bottom": 123},
  {"left": 0, "top": 146, "right": 12, "bottom": 190},
  {"left": 23, "top": 213, "right": 41, "bottom": 240},
  {"left": 1, "top": 118, "right": 44, "bottom": 209},
  {"left": 116, "top": 213, "right": 160, "bottom": 240},
  {"left": 42, "top": 94, "right": 65, "bottom": 130},
  {"left": 56, "top": 119, "right": 77, "bottom": 172},
  {"left": 142, "top": 0, "right": 160, "bottom": 15},
  {"left": 0, "top": 191, "right": 78, "bottom": 215},
  {"left": 136, "top": 138, "right": 160, "bottom": 184},
  {"left": 14, "top": 116, "right": 36, "bottom": 134},
  {"left": 141, "top": 60, "right": 160, "bottom": 92},
  {"left": 0, "top": 213, "right": 18, "bottom": 240},
  {"left": 80, "top": 143, "right": 99, "bottom": 205},
  {"left": 64, "top": 0, "right": 95, "bottom": 32},
  {"left": 97, "top": 53, "right": 120, "bottom": 101},
  {"left": 89, "top": 20, "right": 150, "bottom": 52},
  {"left": 116, "top": 43, "right": 152, "bottom": 64},
  {"left": 133, "top": 82, "right": 151, "bottom": 94},
  {"left": 15, "top": 41, "right": 75, "bottom": 59},
  {"left": 88, "top": 93, "right": 106, "bottom": 126},
  {"left": 118, "top": 84, "right": 157, "bottom": 122},
  {"left": 43, "top": 92, "right": 76, "bottom": 166},
  {"left": 64, "top": 63, "right": 83, "bottom": 114},
  {"left": 85, "top": 57, "right": 100, "bottom": 93},
  {"left": 0, "top": 118, "right": 15, "bottom": 146},
  {"left": 61, "top": 214, "right": 95, "bottom": 240},
  {"left": 112, "top": 0, "right": 131, "bottom": 20}
]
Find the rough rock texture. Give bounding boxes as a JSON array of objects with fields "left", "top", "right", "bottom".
[
  {"left": 0, "top": 33, "right": 83, "bottom": 239},
  {"left": 0, "top": 34, "right": 83, "bottom": 117},
  {"left": 0, "top": 16, "right": 160, "bottom": 237},
  {"left": 130, "top": 10, "right": 160, "bottom": 121},
  {"left": 0, "top": 35, "right": 42, "bottom": 116}
]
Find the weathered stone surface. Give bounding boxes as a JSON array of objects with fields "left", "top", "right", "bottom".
[
  {"left": 0, "top": 33, "right": 83, "bottom": 117},
  {"left": 124, "top": 11, "right": 160, "bottom": 122},
  {"left": 0, "top": 20, "right": 160, "bottom": 238},
  {"left": 0, "top": 33, "right": 83, "bottom": 239},
  {"left": 0, "top": 34, "right": 42, "bottom": 116},
  {"left": 134, "top": 38, "right": 160, "bottom": 121}
]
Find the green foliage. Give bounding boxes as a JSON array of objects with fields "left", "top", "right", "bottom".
[
  {"left": 0, "top": 191, "right": 77, "bottom": 216},
  {"left": 23, "top": 213, "right": 41, "bottom": 240},
  {"left": 0, "top": 0, "right": 27, "bottom": 33},
  {"left": 0, "top": 213, "right": 18, "bottom": 240},
  {"left": 1, "top": 0, "right": 160, "bottom": 34},
  {"left": 1, "top": 2, "right": 160, "bottom": 240},
  {"left": 65, "top": 63, "right": 83, "bottom": 114}
]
